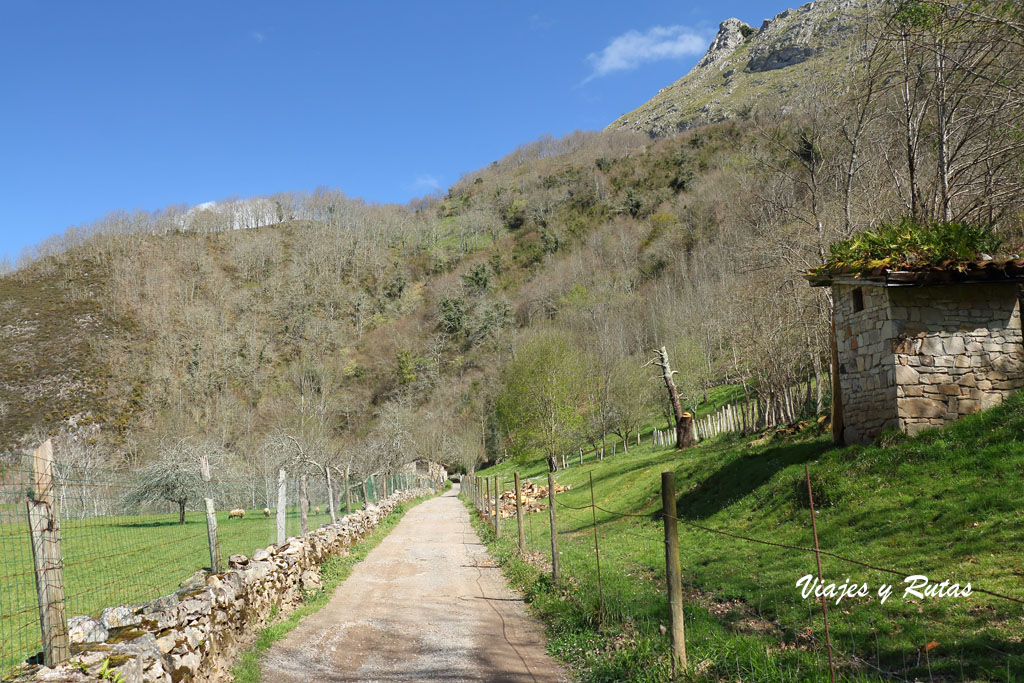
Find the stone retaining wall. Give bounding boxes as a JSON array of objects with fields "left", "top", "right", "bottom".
[{"left": 27, "top": 489, "right": 432, "bottom": 683}]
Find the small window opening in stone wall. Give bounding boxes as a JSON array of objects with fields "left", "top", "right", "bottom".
[{"left": 852, "top": 287, "right": 864, "bottom": 312}]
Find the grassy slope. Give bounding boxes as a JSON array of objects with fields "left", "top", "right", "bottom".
[
  {"left": 0, "top": 265, "right": 119, "bottom": 449},
  {"left": 474, "top": 394, "right": 1024, "bottom": 681}
]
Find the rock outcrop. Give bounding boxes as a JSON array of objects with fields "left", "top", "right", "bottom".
[{"left": 608, "top": 0, "right": 882, "bottom": 137}]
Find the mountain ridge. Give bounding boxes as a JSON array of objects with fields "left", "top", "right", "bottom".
[{"left": 608, "top": 0, "right": 880, "bottom": 137}]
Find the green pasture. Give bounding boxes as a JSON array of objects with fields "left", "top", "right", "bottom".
[
  {"left": 0, "top": 505, "right": 338, "bottom": 674},
  {"left": 472, "top": 392, "right": 1024, "bottom": 681}
]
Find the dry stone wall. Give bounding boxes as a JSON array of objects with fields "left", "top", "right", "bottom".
[
  {"left": 27, "top": 488, "right": 432, "bottom": 683},
  {"left": 834, "top": 281, "right": 1024, "bottom": 443},
  {"left": 834, "top": 283, "right": 899, "bottom": 444},
  {"left": 889, "top": 284, "right": 1024, "bottom": 434}
]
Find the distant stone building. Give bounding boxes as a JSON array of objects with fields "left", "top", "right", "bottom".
[
  {"left": 809, "top": 262, "right": 1024, "bottom": 443},
  {"left": 399, "top": 458, "right": 448, "bottom": 483}
]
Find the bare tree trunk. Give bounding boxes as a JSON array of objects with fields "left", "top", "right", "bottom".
[
  {"left": 547, "top": 453, "right": 558, "bottom": 472},
  {"left": 656, "top": 347, "right": 694, "bottom": 449}
]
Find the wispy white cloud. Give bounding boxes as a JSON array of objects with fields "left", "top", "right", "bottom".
[
  {"left": 584, "top": 25, "right": 708, "bottom": 82},
  {"left": 251, "top": 31, "right": 265, "bottom": 43},
  {"left": 529, "top": 14, "right": 554, "bottom": 31},
  {"left": 412, "top": 174, "right": 441, "bottom": 192}
]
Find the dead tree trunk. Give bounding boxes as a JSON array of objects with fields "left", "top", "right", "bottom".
[{"left": 654, "top": 347, "right": 694, "bottom": 449}]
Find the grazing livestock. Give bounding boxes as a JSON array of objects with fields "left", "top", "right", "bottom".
[
  {"left": 314, "top": 506, "right": 320, "bottom": 515},
  {"left": 228, "top": 508, "right": 245, "bottom": 519},
  {"left": 263, "top": 508, "right": 271, "bottom": 518}
]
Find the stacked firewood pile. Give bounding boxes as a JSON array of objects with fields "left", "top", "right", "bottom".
[{"left": 494, "top": 480, "right": 571, "bottom": 518}]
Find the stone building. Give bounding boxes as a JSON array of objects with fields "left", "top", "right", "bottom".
[
  {"left": 809, "top": 262, "right": 1024, "bottom": 443},
  {"left": 399, "top": 458, "right": 448, "bottom": 482}
]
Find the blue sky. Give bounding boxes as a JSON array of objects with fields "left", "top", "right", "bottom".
[{"left": 0, "top": 1, "right": 793, "bottom": 263}]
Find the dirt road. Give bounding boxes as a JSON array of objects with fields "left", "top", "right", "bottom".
[{"left": 260, "top": 484, "right": 567, "bottom": 682}]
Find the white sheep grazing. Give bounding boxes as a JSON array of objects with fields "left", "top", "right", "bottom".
[
  {"left": 314, "top": 506, "right": 320, "bottom": 515},
  {"left": 228, "top": 508, "right": 245, "bottom": 519},
  {"left": 263, "top": 507, "right": 271, "bottom": 518}
]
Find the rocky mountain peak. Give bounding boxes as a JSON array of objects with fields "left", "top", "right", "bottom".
[
  {"left": 695, "top": 18, "right": 752, "bottom": 70},
  {"left": 608, "top": 0, "right": 882, "bottom": 137}
]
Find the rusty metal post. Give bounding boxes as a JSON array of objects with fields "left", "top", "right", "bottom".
[
  {"left": 806, "top": 465, "right": 836, "bottom": 683},
  {"left": 588, "top": 473, "right": 604, "bottom": 624}
]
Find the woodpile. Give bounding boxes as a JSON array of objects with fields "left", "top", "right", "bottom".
[{"left": 494, "top": 481, "right": 570, "bottom": 518}]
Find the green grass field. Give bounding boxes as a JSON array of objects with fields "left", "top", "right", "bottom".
[
  {"left": 0, "top": 505, "right": 345, "bottom": 674},
  {"left": 471, "top": 392, "right": 1024, "bottom": 681}
]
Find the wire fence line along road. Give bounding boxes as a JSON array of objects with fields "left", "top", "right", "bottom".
[
  {"left": 0, "top": 439, "right": 443, "bottom": 676},
  {"left": 462, "top": 467, "right": 1024, "bottom": 681}
]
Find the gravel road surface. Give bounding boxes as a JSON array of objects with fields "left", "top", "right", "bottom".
[{"left": 260, "top": 484, "right": 567, "bottom": 682}]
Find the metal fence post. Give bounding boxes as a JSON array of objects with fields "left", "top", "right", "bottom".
[
  {"left": 548, "top": 472, "right": 559, "bottom": 585},
  {"left": 199, "top": 454, "right": 220, "bottom": 573},
  {"left": 589, "top": 472, "right": 604, "bottom": 624},
  {"left": 514, "top": 472, "right": 525, "bottom": 554},
  {"left": 276, "top": 468, "right": 287, "bottom": 545},
  {"left": 806, "top": 465, "right": 836, "bottom": 682},
  {"left": 661, "top": 471, "right": 686, "bottom": 673},
  {"left": 26, "top": 440, "right": 69, "bottom": 666}
]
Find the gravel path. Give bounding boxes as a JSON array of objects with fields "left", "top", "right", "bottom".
[{"left": 260, "top": 484, "right": 567, "bottom": 682}]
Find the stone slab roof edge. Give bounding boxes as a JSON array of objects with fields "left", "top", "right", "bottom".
[{"left": 807, "top": 258, "right": 1024, "bottom": 287}]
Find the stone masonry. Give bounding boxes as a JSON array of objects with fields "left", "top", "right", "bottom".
[
  {"left": 25, "top": 488, "right": 433, "bottom": 683},
  {"left": 833, "top": 281, "right": 1024, "bottom": 443}
]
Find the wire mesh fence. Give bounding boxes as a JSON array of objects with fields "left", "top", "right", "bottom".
[
  {"left": 463, "top": 466, "right": 1024, "bottom": 681},
  {"left": 0, "top": 442, "right": 435, "bottom": 676}
]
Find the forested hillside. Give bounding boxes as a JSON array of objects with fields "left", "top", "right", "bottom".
[{"left": 1, "top": 0, "right": 1021, "bottom": 496}]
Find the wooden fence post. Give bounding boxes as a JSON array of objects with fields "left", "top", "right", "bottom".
[
  {"left": 299, "top": 474, "right": 309, "bottom": 536},
  {"left": 325, "top": 467, "right": 337, "bottom": 523},
  {"left": 485, "top": 477, "right": 491, "bottom": 520},
  {"left": 27, "top": 440, "right": 69, "bottom": 666},
  {"left": 199, "top": 454, "right": 220, "bottom": 573},
  {"left": 547, "top": 472, "right": 559, "bottom": 585},
  {"left": 361, "top": 478, "right": 369, "bottom": 509},
  {"left": 514, "top": 472, "right": 525, "bottom": 555},
  {"left": 661, "top": 471, "right": 687, "bottom": 673},
  {"left": 492, "top": 476, "right": 499, "bottom": 537},
  {"left": 276, "top": 468, "right": 287, "bottom": 545},
  {"left": 344, "top": 470, "right": 351, "bottom": 514}
]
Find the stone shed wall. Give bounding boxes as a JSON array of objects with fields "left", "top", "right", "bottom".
[
  {"left": 889, "top": 283, "right": 1024, "bottom": 434},
  {"left": 833, "top": 283, "right": 898, "bottom": 444},
  {"left": 28, "top": 488, "right": 432, "bottom": 683}
]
